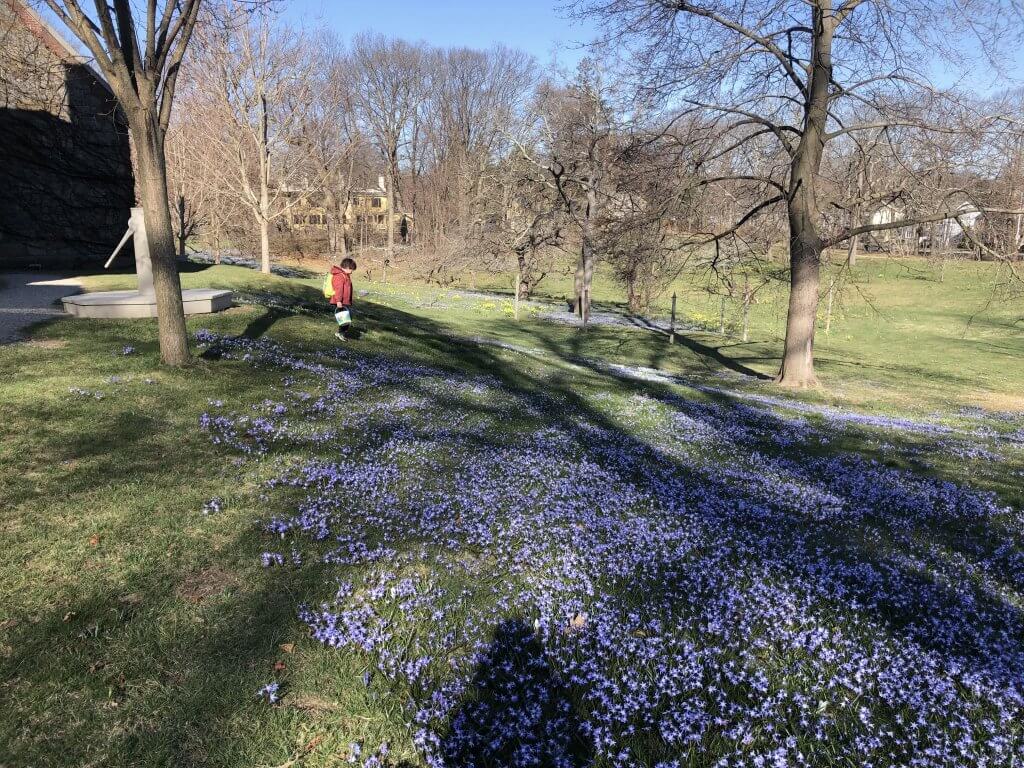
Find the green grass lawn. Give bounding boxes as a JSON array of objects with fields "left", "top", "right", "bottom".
[
  {"left": 2, "top": 262, "right": 1022, "bottom": 767},
  {"left": 76, "top": 257, "right": 1024, "bottom": 415},
  {"left": 459, "top": 255, "right": 1024, "bottom": 412}
]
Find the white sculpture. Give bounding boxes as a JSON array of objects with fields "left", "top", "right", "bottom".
[
  {"left": 104, "top": 207, "right": 154, "bottom": 297},
  {"left": 62, "top": 207, "right": 233, "bottom": 319}
]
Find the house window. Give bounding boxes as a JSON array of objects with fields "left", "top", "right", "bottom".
[
  {"left": 353, "top": 196, "right": 362, "bottom": 206},
  {"left": 376, "top": 215, "right": 384, "bottom": 224},
  {"left": 371, "top": 197, "right": 382, "bottom": 208},
  {"left": 292, "top": 214, "right": 303, "bottom": 225}
]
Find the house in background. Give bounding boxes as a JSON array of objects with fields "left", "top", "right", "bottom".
[
  {"left": 0, "top": 0, "right": 133, "bottom": 268},
  {"left": 284, "top": 176, "right": 413, "bottom": 247}
]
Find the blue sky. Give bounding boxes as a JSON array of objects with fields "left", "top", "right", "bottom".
[
  {"left": 39, "top": 0, "right": 1021, "bottom": 94},
  {"left": 282, "top": 1, "right": 1020, "bottom": 92},
  {"left": 282, "top": 0, "right": 597, "bottom": 67}
]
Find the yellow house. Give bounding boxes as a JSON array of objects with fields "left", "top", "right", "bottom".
[
  {"left": 284, "top": 176, "right": 412, "bottom": 245},
  {"left": 346, "top": 176, "right": 412, "bottom": 243}
]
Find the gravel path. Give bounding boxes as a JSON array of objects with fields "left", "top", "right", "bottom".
[{"left": 0, "top": 272, "right": 81, "bottom": 343}]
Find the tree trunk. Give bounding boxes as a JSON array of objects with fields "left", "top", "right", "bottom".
[
  {"left": 258, "top": 94, "right": 271, "bottom": 274},
  {"left": 776, "top": 6, "right": 831, "bottom": 388},
  {"left": 777, "top": 232, "right": 821, "bottom": 387},
  {"left": 627, "top": 278, "right": 641, "bottom": 314},
  {"left": 259, "top": 216, "right": 271, "bottom": 275},
  {"left": 579, "top": 183, "right": 598, "bottom": 326},
  {"left": 573, "top": 260, "right": 584, "bottom": 317},
  {"left": 176, "top": 192, "right": 188, "bottom": 262},
  {"left": 337, "top": 195, "right": 349, "bottom": 260},
  {"left": 133, "top": 119, "right": 190, "bottom": 366},
  {"left": 848, "top": 160, "right": 865, "bottom": 268},
  {"left": 323, "top": 189, "right": 340, "bottom": 254},
  {"left": 514, "top": 264, "right": 521, "bottom": 322},
  {"left": 385, "top": 165, "right": 395, "bottom": 280}
]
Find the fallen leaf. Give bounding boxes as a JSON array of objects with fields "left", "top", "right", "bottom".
[
  {"left": 279, "top": 643, "right": 295, "bottom": 654},
  {"left": 273, "top": 661, "right": 286, "bottom": 672},
  {"left": 565, "top": 612, "right": 588, "bottom": 633},
  {"left": 88, "top": 535, "right": 101, "bottom": 546},
  {"left": 62, "top": 612, "right": 76, "bottom": 623}
]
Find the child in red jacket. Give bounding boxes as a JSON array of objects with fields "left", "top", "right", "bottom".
[{"left": 330, "top": 257, "right": 356, "bottom": 340}]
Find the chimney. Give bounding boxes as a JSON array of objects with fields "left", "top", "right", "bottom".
[{"left": 378, "top": 175, "right": 386, "bottom": 193}]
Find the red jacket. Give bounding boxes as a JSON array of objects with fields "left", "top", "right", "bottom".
[{"left": 330, "top": 266, "right": 353, "bottom": 307}]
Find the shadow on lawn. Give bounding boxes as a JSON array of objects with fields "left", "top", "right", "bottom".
[
  {"left": 10, "top": 296, "right": 1019, "bottom": 766},
  {"left": 195, "top": 296, "right": 1019, "bottom": 761},
  {"left": 440, "top": 620, "right": 593, "bottom": 767}
]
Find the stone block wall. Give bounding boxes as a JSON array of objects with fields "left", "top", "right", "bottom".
[{"left": 0, "top": 1, "right": 134, "bottom": 268}]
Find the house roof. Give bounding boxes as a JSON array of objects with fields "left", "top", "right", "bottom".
[{"left": 5, "top": 0, "right": 114, "bottom": 95}]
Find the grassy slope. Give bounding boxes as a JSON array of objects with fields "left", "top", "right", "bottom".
[
  {"left": 78, "top": 258, "right": 1024, "bottom": 414},
  {"left": 1, "top": 262, "right": 1021, "bottom": 767},
  {"left": 463, "top": 256, "right": 1024, "bottom": 412}
]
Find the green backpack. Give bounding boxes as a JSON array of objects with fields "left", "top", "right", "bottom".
[{"left": 322, "top": 273, "right": 334, "bottom": 300}]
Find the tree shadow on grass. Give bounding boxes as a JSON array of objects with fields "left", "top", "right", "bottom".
[
  {"left": 8, "top": 294, "right": 1023, "bottom": 766},
  {"left": 439, "top": 619, "right": 593, "bottom": 768},
  {"left": 238, "top": 307, "right": 290, "bottom": 340}
]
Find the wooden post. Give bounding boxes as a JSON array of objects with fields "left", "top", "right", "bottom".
[{"left": 669, "top": 292, "right": 676, "bottom": 344}]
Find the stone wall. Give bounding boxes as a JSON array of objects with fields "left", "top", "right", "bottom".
[{"left": 0, "top": 1, "right": 134, "bottom": 268}]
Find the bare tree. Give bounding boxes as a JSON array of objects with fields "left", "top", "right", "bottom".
[
  {"left": 577, "top": 0, "right": 1024, "bottom": 386},
  {"left": 350, "top": 34, "right": 427, "bottom": 279},
  {"left": 298, "top": 41, "right": 363, "bottom": 258},
  {"left": 165, "top": 101, "right": 216, "bottom": 261},
  {"left": 525, "top": 64, "right": 620, "bottom": 325},
  {"left": 193, "top": 5, "right": 324, "bottom": 273},
  {"left": 430, "top": 46, "right": 536, "bottom": 242},
  {"left": 41, "top": 0, "right": 209, "bottom": 365}
]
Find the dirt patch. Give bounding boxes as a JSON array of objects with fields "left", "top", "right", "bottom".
[
  {"left": 968, "top": 391, "right": 1024, "bottom": 413},
  {"left": 176, "top": 566, "right": 240, "bottom": 604},
  {"left": 22, "top": 338, "right": 68, "bottom": 349},
  {"left": 285, "top": 694, "right": 342, "bottom": 713}
]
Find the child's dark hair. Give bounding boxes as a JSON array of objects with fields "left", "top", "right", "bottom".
[{"left": 340, "top": 257, "right": 357, "bottom": 270}]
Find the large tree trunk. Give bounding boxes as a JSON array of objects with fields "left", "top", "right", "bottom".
[
  {"left": 133, "top": 118, "right": 190, "bottom": 366},
  {"left": 777, "top": 226, "right": 821, "bottom": 387},
  {"left": 776, "top": 5, "right": 832, "bottom": 388}
]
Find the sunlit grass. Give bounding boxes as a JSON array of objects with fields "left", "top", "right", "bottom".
[{"left": 2, "top": 259, "right": 1021, "bottom": 766}]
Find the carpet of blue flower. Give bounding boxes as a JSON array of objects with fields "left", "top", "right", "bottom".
[{"left": 195, "top": 330, "right": 1024, "bottom": 768}]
